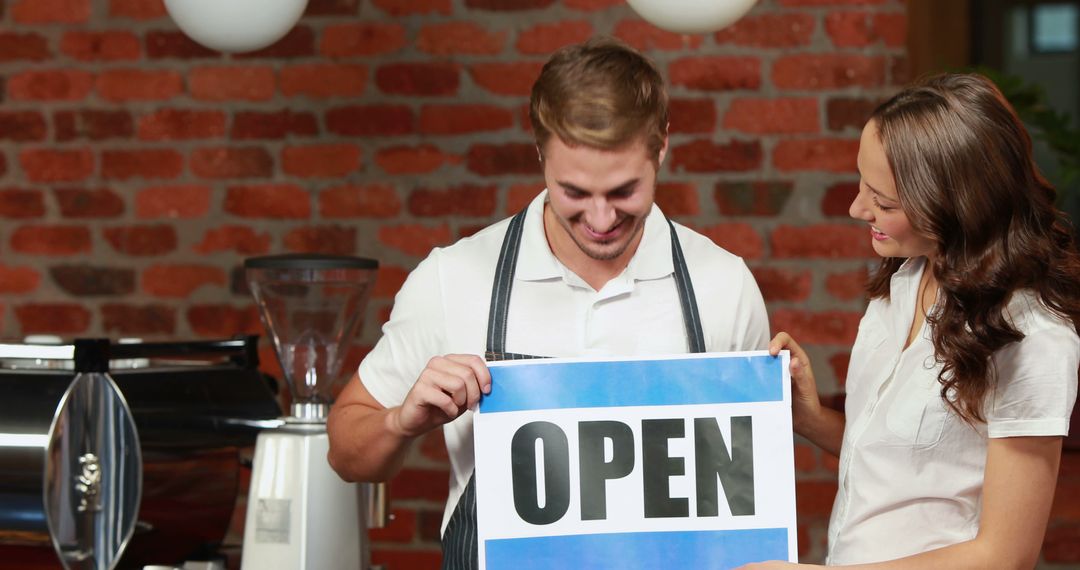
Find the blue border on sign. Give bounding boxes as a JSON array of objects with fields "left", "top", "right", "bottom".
[
  {"left": 485, "top": 527, "right": 788, "bottom": 569},
  {"left": 480, "top": 355, "right": 783, "bottom": 413}
]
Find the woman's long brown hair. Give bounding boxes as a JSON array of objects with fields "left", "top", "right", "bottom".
[{"left": 866, "top": 73, "right": 1080, "bottom": 423}]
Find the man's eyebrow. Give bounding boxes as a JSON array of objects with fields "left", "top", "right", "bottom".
[{"left": 556, "top": 178, "right": 640, "bottom": 194}]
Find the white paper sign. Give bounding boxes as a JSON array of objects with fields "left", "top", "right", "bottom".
[{"left": 474, "top": 351, "right": 797, "bottom": 570}]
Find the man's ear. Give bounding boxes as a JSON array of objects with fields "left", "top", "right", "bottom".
[
  {"left": 536, "top": 144, "right": 544, "bottom": 163},
  {"left": 656, "top": 128, "right": 670, "bottom": 167}
]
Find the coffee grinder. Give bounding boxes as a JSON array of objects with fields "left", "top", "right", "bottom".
[{"left": 241, "top": 254, "right": 381, "bottom": 570}]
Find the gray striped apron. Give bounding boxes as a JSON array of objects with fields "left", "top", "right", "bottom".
[{"left": 440, "top": 208, "right": 707, "bottom": 569}]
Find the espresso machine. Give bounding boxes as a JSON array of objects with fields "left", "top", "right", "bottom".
[{"left": 241, "top": 254, "right": 382, "bottom": 570}]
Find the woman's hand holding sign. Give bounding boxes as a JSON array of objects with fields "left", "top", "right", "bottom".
[{"left": 768, "top": 333, "right": 844, "bottom": 458}]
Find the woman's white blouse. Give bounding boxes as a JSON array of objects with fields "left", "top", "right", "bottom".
[{"left": 826, "top": 257, "right": 1078, "bottom": 565}]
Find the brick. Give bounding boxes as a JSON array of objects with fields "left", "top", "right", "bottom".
[
  {"left": 372, "top": 0, "right": 450, "bottom": 15},
  {"left": 565, "top": 0, "right": 621, "bottom": 9},
  {"left": 873, "top": 13, "right": 907, "bottom": 48},
  {"left": 142, "top": 264, "right": 227, "bottom": 298},
  {"left": 102, "top": 304, "right": 176, "bottom": 336},
  {"left": 375, "top": 145, "right": 457, "bottom": 175},
  {"left": 419, "top": 430, "right": 449, "bottom": 462},
  {"left": 11, "top": 0, "right": 89, "bottom": 23},
  {"left": 417, "top": 508, "right": 444, "bottom": 541},
  {"left": 0, "top": 32, "right": 51, "bottom": 61},
  {"left": 655, "top": 182, "right": 699, "bottom": 216},
  {"left": 138, "top": 109, "right": 227, "bottom": 141},
  {"left": 417, "top": 22, "right": 505, "bottom": 55},
  {"left": 136, "top": 185, "right": 211, "bottom": 219},
  {"left": 101, "top": 149, "right": 183, "bottom": 180},
  {"left": 186, "top": 304, "right": 261, "bottom": 337},
  {"left": 825, "top": 11, "right": 873, "bottom": 48},
  {"left": 305, "top": 0, "right": 360, "bottom": 15},
  {"left": 829, "top": 352, "right": 851, "bottom": 387},
  {"left": 466, "top": 143, "right": 539, "bottom": 176},
  {"left": 235, "top": 26, "right": 315, "bottom": 59},
  {"left": 774, "top": 139, "right": 859, "bottom": 173},
  {"left": 224, "top": 184, "right": 310, "bottom": 219},
  {"left": 190, "top": 66, "right": 275, "bottom": 101},
  {"left": 0, "top": 111, "right": 47, "bottom": 141},
  {"left": 194, "top": 226, "right": 272, "bottom": 255},
  {"left": 8, "top": 69, "right": 94, "bottom": 101},
  {"left": 283, "top": 226, "right": 357, "bottom": 255},
  {"left": 321, "top": 23, "right": 406, "bottom": 57},
  {"left": 282, "top": 64, "right": 367, "bottom": 99},
  {"left": 109, "top": 0, "right": 165, "bottom": 19},
  {"left": 696, "top": 223, "right": 764, "bottom": 259},
  {"left": 507, "top": 183, "right": 543, "bottom": 214},
  {"left": 373, "top": 265, "right": 410, "bottom": 298},
  {"left": 0, "top": 264, "right": 41, "bottom": 294},
  {"left": 772, "top": 55, "right": 886, "bottom": 90},
  {"left": 723, "top": 98, "right": 819, "bottom": 134},
  {"left": 231, "top": 110, "right": 318, "bottom": 140},
  {"left": 408, "top": 185, "right": 497, "bottom": 218},
  {"left": 1052, "top": 481, "right": 1080, "bottom": 520},
  {"left": 822, "top": 181, "right": 859, "bottom": 217},
  {"left": 391, "top": 468, "right": 449, "bottom": 501},
  {"left": 371, "top": 550, "right": 442, "bottom": 570},
  {"left": 281, "top": 144, "right": 361, "bottom": 178},
  {"left": 104, "top": 224, "right": 178, "bottom": 256},
  {"left": 516, "top": 21, "right": 593, "bottom": 55},
  {"left": 55, "top": 187, "right": 124, "bottom": 218},
  {"left": 890, "top": 55, "right": 911, "bottom": 86},
  {"left": 669, "top": 57, "right": 761, "bottom": 91},
  {"left": 10, "top": 225, "right": 91, "bottom": 255},
  {"left": 614, "top": 20, "right": 703, "bottom": 51},
  {"left": 826, "top": 97, "right": 880, "bottom": 132},
  {"left": 779, "top": 0, "right": 888, "bottom": 5},
  {"left": 50, "top": 265, "right": 134, "bottom": 296},
  {"left": 770, "top": 224, "right": 874, "bottom": 258},
  {"left": 714, "top": 13, "right": 815, "bottom": 48},
  {"left": 419, "top": 104, "right": 514, "bottom": 135},
  {"left": 0, "top": 188, "right": 46, "bottom": 218},
  {"left": 145, "top": 30, "right": 217, "bottom": 59},
  {"left": 714, "top": 181, "right": 794, "bottom": 216},
  {"left": 326, "top": 105, "right": 414, "bottom": 137},
  {"left": 750, "top": 266, "right": 812, "bottom": 302},
  {"left": 1044, "top": 524, "right": 1080, "bottom": 563},
  {"left": 369, "top": 508, "right": 417, "bottom": 543},
  {"left": 669, "top": 139, "right": 762, "bottom": 173},
  {"left": 378, "top": 223, "right": 453, "bottom": 257},
  {"left": 54, "top": 110, "right": 134, "bottom": 141},
  {"left": 794, "top": 443, "right": 817, "bottom": 472},
  {"left": 795, "top": 480, "right": 838, "bottom": 518},
  {"left": 61, "top": 31, "right": 140, "bottom": 61},
  {"left": 319, "top": 184, "right": 401, "bottom": 219},
  {"left": 826, "top": 268, "right": 868, "bottom": 301},
  {"left": 668, "top": 98, "right": 717, "bottom": 134},
  {"left": 773, "top": 309, "right": 863, "bottom": 346},
  {"left": 16, "top": 303, "right": 91, "bottom": 335},
  {"left": 375, "top": 62, "right": 459, "bottom": 96},
  {"left": 97, "top": 69, "right": 182, "bottom": 102},
  {"left": 191, "top": 147, "right": 273, "bottom": 179},
  {"left": 470, "top": 62, "right": 546, "bottom": 97},
  {"left": 20, "top": 149, "right": 94, "bottom": 183},
  {"left": 467, "top": 0, "right": 552, "bottom": 8}
]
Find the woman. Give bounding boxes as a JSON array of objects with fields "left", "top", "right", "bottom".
[{"left": 746, "top": 73, "right": 1080, "bottom": 568}]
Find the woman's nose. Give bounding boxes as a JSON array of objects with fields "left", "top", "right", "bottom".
[{"left": 849, "top": 189, "right": 873, "bottom": 221}]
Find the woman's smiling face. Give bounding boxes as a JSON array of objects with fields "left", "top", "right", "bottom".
[{"left": 850, "top": 119, "right": 937, "bottom": 260}]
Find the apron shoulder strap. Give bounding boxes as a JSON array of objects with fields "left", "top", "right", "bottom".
[
  {"left": 486, "top": 208, "right": 528, "bottom": 358},
  {"left": 667, "top": 218, "right": 707, "bottom": 353}
]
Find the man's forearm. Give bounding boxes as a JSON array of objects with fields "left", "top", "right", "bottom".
[{"left": 327, "top": 404, "right": 417, "bottom": 482}]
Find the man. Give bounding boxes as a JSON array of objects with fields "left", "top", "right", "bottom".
[{"left": 327, "top": 37, "right": 770, "bottom": 568}]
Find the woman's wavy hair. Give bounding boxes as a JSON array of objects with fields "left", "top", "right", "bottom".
[{"left": 866, "top": 72, "right": 1080, "bottom": 424}]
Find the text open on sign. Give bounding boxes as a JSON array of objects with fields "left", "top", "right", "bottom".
[{"left": 474, "top": 351, "right": 796, "bottom": 570}]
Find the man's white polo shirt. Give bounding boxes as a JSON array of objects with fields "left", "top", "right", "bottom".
[{"left": 360, "top": 189, "right": 771, "bottom": 532}]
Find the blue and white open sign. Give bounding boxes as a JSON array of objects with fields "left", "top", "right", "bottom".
[{"left": 474, "top": 351, "right": 797, "bottom": 570}]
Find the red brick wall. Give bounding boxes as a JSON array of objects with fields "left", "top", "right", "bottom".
[{"left": 0, "top": 0, "right": 1077, "bottom": 568}]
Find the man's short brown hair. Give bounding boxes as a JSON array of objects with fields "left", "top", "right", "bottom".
[{"left": 529, "top": 36, "right": 669, "bottom": 162}]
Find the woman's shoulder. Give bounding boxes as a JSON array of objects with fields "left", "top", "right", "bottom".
[{"left": 1004, "top": 289, "right": 1078, "bottom": 337}]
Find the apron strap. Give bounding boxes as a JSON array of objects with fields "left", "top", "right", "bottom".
[
  {"left": 667, "top": 218, "right": 706, "bottom": 353},
  {"left": 485, "top": 208, "right": 528, "bottom": 359}
]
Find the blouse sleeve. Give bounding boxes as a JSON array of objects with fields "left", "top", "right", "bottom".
[{"left": 986, "top": 320, "right": 1079, "bottom": 438}]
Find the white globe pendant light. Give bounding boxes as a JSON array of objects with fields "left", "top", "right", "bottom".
[
  {"left": 627, "top": 0, "right": 760, "bottom": 34},
  {"left": 164, "top": 0, "right": 309, "bottom": 53}
]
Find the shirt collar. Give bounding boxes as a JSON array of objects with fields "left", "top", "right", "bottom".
[{"left": 514, "top": 189, "right": 674, "bottom": 282}]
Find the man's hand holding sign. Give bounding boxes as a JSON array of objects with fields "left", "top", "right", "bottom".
[{"left": 474, "top": 352, "right": 797, "bottom": 570}]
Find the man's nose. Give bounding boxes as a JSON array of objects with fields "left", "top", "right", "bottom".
[{"left": 584, "top": 198, "right": 617, "bottom": 231}]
